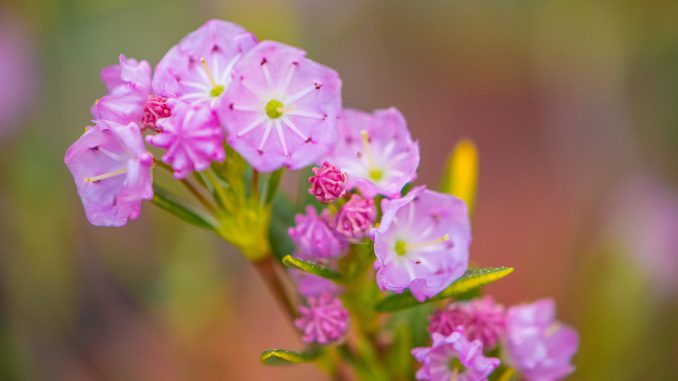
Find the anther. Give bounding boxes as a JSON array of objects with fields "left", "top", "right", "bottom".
[{"left": 84, "top": 167, "right": 127, "bottom": 183}]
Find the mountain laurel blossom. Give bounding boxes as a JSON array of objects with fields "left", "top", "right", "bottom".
[
  {"left": 372, "top": 186, "right": 470, "bottom": 301},
  {"left": 64, "top": 18, "right": 578, "bottom": 380}
]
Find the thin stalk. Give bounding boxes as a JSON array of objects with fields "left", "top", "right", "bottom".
[
  {"left": 205, "top": 169, "right": 232, "bottom": 212},
  {"left": 251, "top": 169, "right": 260, "bottom": 201},
  {"left": 253, "top": 255, "right": 297, "bottom": 324},
  {"left": 179, "top": 179, "right": 217, "bottom": 214}
]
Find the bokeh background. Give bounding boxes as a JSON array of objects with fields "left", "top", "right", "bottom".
[{"left": 1, "top": 0, "right": 677, "bottom": 380}]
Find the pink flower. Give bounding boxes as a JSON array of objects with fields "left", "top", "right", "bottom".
[
  {"left": 334, "top": 194, "right": 376, "bottom": 242},
  {"left": 288, "top": 206, "right": 346, "bottom": 259},
  {"left": 372, "top": 187, "right": 470, "bottom": 302},
  {"left": 153, "top": 20, "right": 257, "bottom": 110},
  {"left": 308, "top": 162, "right": 348, "bottom": 203},
  {"left": 92, "top": 55, "right": 154, "bottom": 126},
  {"left": 412, "top": 329, "right": 500, "bottom": 381},
  {"left": 328, "top": 108, "right": 419, "bottom": 198},
  {"left": 217, "top": 41, "right": 342, "bottom": 172},
  {"left": 146, "top": 99, "right": 225, "bottom": 179},
  {"left": 504, "top": 299, "right": 579, "bottom": 381},
  {"left": 295, "top": 292, "right": 349, "bottom": 344},
  {"left": 65, "top": 121, "right": 153, "bottom": 227},
  {"left": 429, "top": 296, "right": 506, "bottom": 350}
]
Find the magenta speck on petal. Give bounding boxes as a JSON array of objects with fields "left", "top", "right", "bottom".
[{"left": 294, "top": 292, "right": 349, "bottom": 344}]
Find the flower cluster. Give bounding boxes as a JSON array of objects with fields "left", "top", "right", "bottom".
[
  {"left": 65, "top": 19, "right": 579, "bottom": 381},
  {"left": 418, "top": 297, "right": 578, "bottom": 381}
]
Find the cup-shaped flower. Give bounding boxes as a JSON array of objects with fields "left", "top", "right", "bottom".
[
  {"left": 217, "top": 41, "right": 342, "bottom": 172},
  {"left": 65, "top": 121, "right": 153, "bottom": 227},
  {"left": 288, "top": 206, "right": 346, "bottom": 259},
  {"left": 504, "top": 299, "right": 579, "bottom": 381},
  {"left": 334, "top": 194, "right": 376, "bottom": 242},
  {"left": 153, "top": 20, "right": 257, "bottom": 109},
  {"left": 429, "top": 296, "right": 506, "bottom": 350},
  {"left": 295, "top": 292, "right": 349, "bottom": 344},
  {"left": 372, "top": 186, "right": 470, "bottom": 302},
  {"left": 412, "top": 329, "right": 500, "bottom": 381},
  {"left": 308, "top": 162, "right": 348, "bottom": 203},
  {"left": 92, "top": 55, "right": 153, "bottom": 126},
  {"left": 327, "top": 108, "right": 419, "bottom": 198},
  {"left": 146, "top": 99, "right": 225, "bottom": 179}
]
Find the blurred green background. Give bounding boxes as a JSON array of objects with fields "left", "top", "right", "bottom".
[{"left": 1, "top": 0, "right": 677, "bottom": 379}]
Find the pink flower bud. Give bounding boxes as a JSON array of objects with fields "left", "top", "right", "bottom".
[
  {"left": 334, "top": 194, "right": 376, "bottom": 242},
  {"left": 295, "top": 293, "right": 349, "bottom": 344},
  {"left": 308, "top": 162, "right": 348, "bottom": 203}
]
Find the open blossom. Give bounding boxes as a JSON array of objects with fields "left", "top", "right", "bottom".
[
  {"left": 372, "top": 186, "right": 470, "bottom": 302},
  {"left": 308, "top": 162, "right": 347, "bottom": 203},
  {"left": 429, "top": 296, "right": 506, "bottom": 350},
  {"left": 327, "top": 108, "right": 419, "bottom": 198},
  {"left": 412, "top": 329, "right": 500, "bottom": 381},
  {"left": 93, "top": 55, "right": 173, "bottom": 130},
  {"left": 295, "top": 292, "right": 349, "bottom": 344},
  {"left": 65, "top": 120, "right": 153, "bottom": 227},
  {"left": 218, "top": 40, "right": 342, "bottom": 172},
  {"left": 334, "top": 194, "right": 376, "bottom": 242},
  {"left": 288, "top": 206, "right": 346, "bottom": 259},
  {"left": 504, "top": 299, "right": 579, "bottom": 381},
  {"left": 146, "top": 99, "right": 225, "bottom": 179},
  {"left": 153, "top": 20, "right": 257, "bottom": 110}
]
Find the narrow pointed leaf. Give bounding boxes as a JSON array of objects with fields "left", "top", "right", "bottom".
[
  {"left": 375, "top": 267, "right": 514, "bottom": 312},
  {"left": 260, "top": 348, "right": 320, "bottom": 366},
  {"left": 282, "top": 255, "right": 343, "bottom": 280},
  {"left": 440, "top": 138, "right": 478, "bottom": 215},
  {"left": 152, "top": 185, "right": 217, "bottom": 230}
]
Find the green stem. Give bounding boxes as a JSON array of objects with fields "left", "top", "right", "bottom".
[{"left": 179, "top": 178, "right": 217, "bottom": 214}]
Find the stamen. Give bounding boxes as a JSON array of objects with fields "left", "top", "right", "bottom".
[
  {"left": 406, "top": 234, "right": 450, "bottom": 250},
  {"left": 84, "top": 167, "right": 127, "bottom": 183},
  {"left": 200, "top": 57, "right": 224, "bottom": 97},
  {"left": 200, "top": 57, "right": 217, "bottom": 87},
  {"left": 360, "top": 130, "right": 382, "bottom": 181}
]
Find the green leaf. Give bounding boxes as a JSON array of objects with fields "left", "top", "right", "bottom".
[
  {"left": 260, "top": 348, "right": 320, "bottom": 366},
  {"left": 375, "top": 267, "right": 514, "bottom": 312},
  {"left": 152, "top": 185, "right": 217, "bottom": 230},
  {"left": 282, "top": 255, "right": 344, "bottom": 280},
  {"left": 269, "top": 196, "right": 297, "bottom": 263}
]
